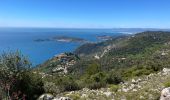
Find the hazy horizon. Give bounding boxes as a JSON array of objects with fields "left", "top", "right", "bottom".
[{"left": 2, "top": 26, "right": 159, "bottom": 29}]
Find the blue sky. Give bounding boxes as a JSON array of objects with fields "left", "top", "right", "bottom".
[{"left": 0, "top": 0, "right": 170, "bottom": 28}]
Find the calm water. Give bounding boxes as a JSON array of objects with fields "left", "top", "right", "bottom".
[{"left": 0, "top": 28, "right": 133, "bottom": 65}]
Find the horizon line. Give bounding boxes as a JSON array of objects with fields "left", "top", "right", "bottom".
[{"left": 0, "top": 26, "right": 170, "bottom": 30}]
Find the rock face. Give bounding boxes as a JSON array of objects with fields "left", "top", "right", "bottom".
[
  {"left": 57, "top": 97, "right": 71, "bottom": 100},
  {"left": 160, "top": 87, "right": 170, "bottom": 100},
  {"left": 163, "top": 68, "right": 170, "bottom": 75},
  {"left": 38, "top": 94, "right": 71, "bottom": 100},
  {"left": 38, "top": 93, "right": 54, "bottom": 100}
]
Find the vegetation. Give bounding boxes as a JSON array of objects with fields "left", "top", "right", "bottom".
[
  {"left": 65, "top": 31, "right": 170, "bottom": 92},
  {"left": 109, "top": 84, "right": 119, "bottom": 92},
  {"left": 0, "top": 51, "right": 44, "bottom": 99},
  {"left": 38, "top": 31, "right": 170, "bottom": 96},
  {"left": 1, "top": 31, "right": 170, "bottom": 99},
  {"left": 164, "top": 80, "right": 170, "bottom": 87}
]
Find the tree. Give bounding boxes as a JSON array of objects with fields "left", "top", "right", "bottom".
[{"left": 0, "top": 51, "right": 44, "bottom": 99}]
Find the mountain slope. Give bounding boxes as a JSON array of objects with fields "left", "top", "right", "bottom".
[
  {"left": 35, "top": 31, "right": 170, "bottom": 100},
  {"left": 71, "top": 31, "right": 170, "bottom": 74},
  {"left": 56, "top": 68, "right": 170, "bottom": 100},
  {"left": 75, "top": 31, "right": 170, "bottom": 57}
]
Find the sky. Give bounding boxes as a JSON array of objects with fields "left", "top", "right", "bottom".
[{"left": 0, "top": 0, "right": 170, "bottom": 28}]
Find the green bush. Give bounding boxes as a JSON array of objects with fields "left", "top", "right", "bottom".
[
  {"left": 54, "top": 76, "right": 80, "bottom": 92},
  {"left": 109, "top": 84, "right": 119, "bottom": 92},
  {"left": 106, "top": 71, "right": 123, "bottom": 84},
  {"left": 164, "top": 81, "right": 170, "bottom": 87},
  {"left": 85, "top": 61, "right": 101, "bottom": 75},
  {"left": 68, "top": 94, "right": 81, "bottom": 100},
  {"left": 18, "top": 72, "right": 44, "bottom": 99},
  {"left": 122, "top": 66, "right": 155, "bottom": 78},
  {"left": 83, "top": 72, "right": 107, "bottom": 89},
  {"left": 43, "top": 82, "right": 60, "bottom": 94}
]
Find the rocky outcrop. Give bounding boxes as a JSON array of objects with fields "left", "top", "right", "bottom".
[
  {"left": 52, "top": 68, "right": 170, "bottom": 100},
  {"left": 38, "top": 94, "right": 54, "bottom": 100},
  {"left": 160, "top": 87, "right": 170, "bottom": 100},
  {"left": 38, "top": 94, "right": 71, "bottom": 100},
  {"left": 38, "top": 68, "right": 170, "bottom": 100}
]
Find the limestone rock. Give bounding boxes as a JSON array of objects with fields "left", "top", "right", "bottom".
[
  {"left": 38, "top": 93, "right": 54, "bottom": 100},
  {"left": 57, "top": 97, "right": 71, "bottom": 100},
  {"left": 104, "top": 91, "right": 112, "bottom": 97},
  {"left": 160, "top": 87, "right": 170, "bottom": 100},
  {"left": 163, "top": 68, "right": 170, "bottom": 75}
]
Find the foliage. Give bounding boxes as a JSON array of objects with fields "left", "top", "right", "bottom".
[
  {"left": 164, "top": 81, "right": 170, "bottom": 87},
  {"left": 106, "top": 70, "right": 123, "bottom": 84},
  {"left": 0, "top": 51, "right": 44, "bottom": 99},
  {"left": 44, "top": 75, "right": 81, "bottom": 93},
  {"left": 18, "top": 72, "right": 44, "bottom": 99},
  {"left": 85, "top": 61, "right": 101, "bottom": 75},
  {"left": 109, "top": 84, "right": 119, "bottom": 92},
  {"left": 84, "top": 72, "right": 107, "bottom": 89},
  {"left": 43, "top": 82, "right": 60, "bottom": 94}
]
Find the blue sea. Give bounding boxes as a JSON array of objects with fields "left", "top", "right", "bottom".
[{"left": 0, "top": 28, "right": 141, "bottom": 66}]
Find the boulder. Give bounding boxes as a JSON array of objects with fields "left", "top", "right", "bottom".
[
  {"left": 132, "top": 79, "right": 137, "bottom": 84},
  {"left": 160, "top": 87, "right": 170, "bottom": 100},
  {"left": 162, "top": 68, "right": 170, "bottom": 75},
  {"left": 58, "top": 97, "right": 71, "bottom": 100},
  {"left": 81, "top": 94, "right": 88, "bottom": 98},
  {"left": 38, "top": 94, "right": 72, "bottom": 100},
  {"left": 38, "top": 93, "right": 54, "bottom": 100},
  {"left": 103, "top": 91, "right": 112, "bottom": 97}
]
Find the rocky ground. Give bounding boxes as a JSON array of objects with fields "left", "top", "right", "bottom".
[{"left": 38, "top": 68, "right": 170, "bottom": 100}]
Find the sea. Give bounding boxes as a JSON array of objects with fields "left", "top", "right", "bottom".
[{"left": 0, "top": 28, "right": 154, "bottom": 66}]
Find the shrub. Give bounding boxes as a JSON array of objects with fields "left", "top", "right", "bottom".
[
  {"left": 68, "top": 94, "right": 81, "bottom": 100},
  {"left": 164, "top": 81, "right": 170, "bottom": 87},
  {"left": 88, "top": 82, "right": 106, "bottom": 90},
  {"left": 43, "top": 82, "right": 60, "bottom": 94},
  {"left": 54, "top": 76, "right": 80, "bottom": 92},
  {"left": 85, "top": 61, "right": 100, "bottom": 75},
  {"left": 0, "top": 51, "right": 44, "bottom": 99},
  {"left": 0, "top": 51, "right": 30, "bottom": 99},
  {"left": 122, "top": 66, "right": 154, "bottom": 78},
  {"left": 83, "top": 72, "right": 107, "bottom": 89},
  {"left": 106, "top": 71, "right": 123, "bottom": 84},
  {"left": 109, "top": 84, "right": 119, "bottom": 92},
  {"left": 18, "top": 72, "right": 44, "bottom": 99}
]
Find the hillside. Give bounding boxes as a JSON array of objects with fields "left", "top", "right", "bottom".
[
  {"left": 35, "top": 31, "right": 170, "bottom": 100},
  {"left": 71, "top": 31, "right": 170, "bottom": 74},
  {"left": 75, "top": 31, "right": 170, "bottom": 57},
  {"left": 38, "top": 31, "right": 170, "bottom": 79},
  {"left": 74, "top": 35, "right": 129, "bottom": 57},
  {"left": 54, "top": 68, "right": 170, "bottom": 100}
]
